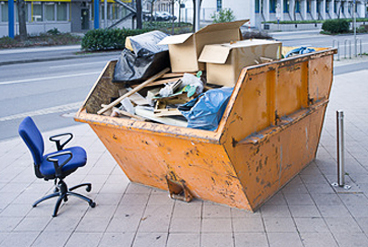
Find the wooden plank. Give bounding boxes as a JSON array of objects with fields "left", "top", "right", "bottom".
[
  {"left": 160, "top": 73, "right": 184, "bottom": 79},
  {"left": 160, "top": 72, "right": 196, "bottom": 79},
  {"left": 97, "top": 68, "right": 170, "bottom": 115},
  {"left": 114, "top": 108, "right": 147, "bottom": 121},
  {"left": 131, "top": 77, "right": 179, "bottom": 88},
  {"left": 154, "top": 108, "right": 182, "bottom": 117},
  {"left": 135, "top": 106, "right": 187, "bottom": 127}
]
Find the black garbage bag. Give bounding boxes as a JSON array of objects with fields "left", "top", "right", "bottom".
[{"left": 113, "top": 31, "right": 170, "bottom": 84}]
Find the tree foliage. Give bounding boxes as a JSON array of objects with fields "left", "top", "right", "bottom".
[{"left": 211, "top": 8, "right": 235, "bottom": 23}]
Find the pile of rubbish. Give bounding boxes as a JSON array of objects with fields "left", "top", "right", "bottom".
[{"left": 97, "top": 20, "right": 283, "bottom": 131}]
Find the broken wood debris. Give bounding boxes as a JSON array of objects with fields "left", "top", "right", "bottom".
[{"left": 97, "top": 67, "right": 170, "bottom": 115}]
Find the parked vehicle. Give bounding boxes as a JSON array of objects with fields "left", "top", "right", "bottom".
[
  {"left": 142, "top": 10, "right": 177, "bottom": 22},
  {"left": 159, "top": 11, "right": 177, "bottom": 21},
  {"left": 143, "top": 10, "right": 152, "bottom": 21},
  {"left": 145, "top": 11, "right": 177, "bottom": 21}
]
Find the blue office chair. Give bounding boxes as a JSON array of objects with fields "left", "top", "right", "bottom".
[{"left": 18, "top": 116, "right": 95, "bottom": 217}]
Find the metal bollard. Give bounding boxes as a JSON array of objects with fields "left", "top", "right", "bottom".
[
  {"left": 333, "top": 40, "right": 339, "bottom": 60},
  {"left": 360, "top": 39, "right": 362, "bottom": 57},
  {"left": 332, "top": 111, "right": 351, "bottom": 189},
  {"left": 337, "top": 111, "right": 345, "bottom": 186},
  {"left": 349, "top": 40, "right": 352, "bottom": 59},
  {"left": 344, "top": 39, "right": 348, "bottom": 59}
]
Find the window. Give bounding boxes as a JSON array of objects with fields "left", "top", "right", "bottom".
[
  {"left": 295, "top": 0, "right": 300, "bottom": 13},
  {"left": 100, "top": 5, "right": 104, "bottom": 19},
  {"left": 108, "top": 3, "right": 112, "bottom": 20},
  {"left": 334, "top": 1, "right": 337, "bottom": 13},
  {"left": 45, "top": 3, "right": 55, "bottom": 21},
  {"left": 307, "top": 0, "right": 311, "bottom": 13},
  {"left": 270, "top": 0, "right": 276, "bottom": 13},
  {"left": 325, "top": 1, "right": 329, "bottom": 13},
  {"left": 283, "top": 0, "right": 289, "bottom": 13},
  {"left": 317, "top": 1, "right": 320, "bottom": 13},
  {"left": 57, "top": 2, "right": 67, "bottom": 21},
  {"left": 112, "top": 3, "right": 117, "bottom": 19},
  {"left": 217, "top": 0, "right": 222, "bottom": 11},
  {"left": 32, "top": 2, "right": 43, "bottom": 22},
  {"left": 1, "top": 2, "right": 8, "bottom": 22},
  {"left": 100, "top": 4, "right": 112, "bottom": 20},
  {"left": 255, "top": 0, "right": 260, "bottom": 13}
]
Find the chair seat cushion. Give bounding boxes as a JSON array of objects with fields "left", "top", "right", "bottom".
[{"left": 40, "top": 147, "right": 87, "bottom": 176}]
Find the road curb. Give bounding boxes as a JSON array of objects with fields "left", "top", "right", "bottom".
[{"left": 0, "top": 51, "right": 122, "bottom": 66}]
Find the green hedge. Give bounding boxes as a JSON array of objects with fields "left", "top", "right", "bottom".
[
  {"left": 143, "top": 22, "right": 193, "bottom": 35},
  {"left": 322, "top": 19, "right": 349, "bottom": 34},
  {"left": 81, "top": 28, "right": 152, "bottom": 51}
]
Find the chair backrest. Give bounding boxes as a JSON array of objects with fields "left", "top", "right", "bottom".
[{"left": 18, "top": 117, "right": 45, "bottom": 165}]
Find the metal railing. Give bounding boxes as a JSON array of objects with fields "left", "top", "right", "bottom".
[{"left": 333, "top": 38, "right": 363, "bottom": 60}]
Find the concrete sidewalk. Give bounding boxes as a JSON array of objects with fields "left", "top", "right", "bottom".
[{"left": 1, "top": 68, "right": 368, "bottom": 247}]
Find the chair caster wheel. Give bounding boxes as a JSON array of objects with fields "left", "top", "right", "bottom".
[
  {"left": 86, "top": 185, "right": 92, "bottom": 192},
  {"left": 90, "top": 202, "right": 96, "bottom": 208}
]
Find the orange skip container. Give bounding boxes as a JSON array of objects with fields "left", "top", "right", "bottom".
[{"left": 75, "top": 48, "right": 336, "bottom": 211}]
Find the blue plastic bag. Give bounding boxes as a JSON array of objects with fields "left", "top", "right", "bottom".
[
  {"left": 178, "top": 87, "right": 233, "bottom": 131},
  {"left": 285, "top": 46, "right": 316, "bottom": 58}
]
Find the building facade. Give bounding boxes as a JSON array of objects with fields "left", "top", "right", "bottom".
[
  {"left": 180, "top": 0, "right": 367, "bottom": 29},
  {"left": 0, "top": 0, "right": 132, "bottom": 37},
  {"left": 1, "top": 0, "right": 367, "bottom": 37},
  {"left": 200, "top": 0, "right": 367, "bottom": 28}
]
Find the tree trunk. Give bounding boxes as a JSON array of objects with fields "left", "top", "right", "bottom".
[
  {"left": 171, "top": 0, "right": 175, "bottom": 34},
  {"left": 192, "top": 0, "right": 202, "bottom": 32},
  {"left": 17, "top": 0, "right": 27, "bottom": 41},
  {"left": 150, "top": 1, "right": 154, "bottom": 22},
  {"left": 192, "top": 0, "right": 196, "bottom": 32},
  {"left": 136, "top": 0, "right": 142, "bottom": 29},
  {"left": 178, "top": 0, "right": 181, "bottom": 27}
]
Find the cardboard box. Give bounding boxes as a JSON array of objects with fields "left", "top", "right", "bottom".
[
  {"left": 158, "top": 20, "right": 248, "bottom": 73},
  {"left": 198, "top": 39, "right": 282, "bottom": 87}
]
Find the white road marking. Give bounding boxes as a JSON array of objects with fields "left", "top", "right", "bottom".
[
  {"left": 49, "top": 61, "right": 108, "bottom": 69},
  {"left": 0, "top": 45, "right": 81, "bottom": 55},
  {"left": 0, "top": 102, "right": 83, "bottom": 122},
  {"left": 0, "top": 71, "right": 100, "bottom": 86}
]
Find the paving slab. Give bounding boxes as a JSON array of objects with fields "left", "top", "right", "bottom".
[{"left": 1, "top": 63, "right": 368, "bottom": 247}]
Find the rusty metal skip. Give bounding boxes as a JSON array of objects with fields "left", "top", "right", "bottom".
[{"left": 75, "top": 47, "right": 337, "bottom": 212}]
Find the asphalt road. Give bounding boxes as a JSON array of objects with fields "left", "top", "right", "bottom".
[
  {"left": 1, "top": 31, "right": 368, "bottom": 141},
  {"left": 0, "top": 54, "right": 118, "bottom": 140}
]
